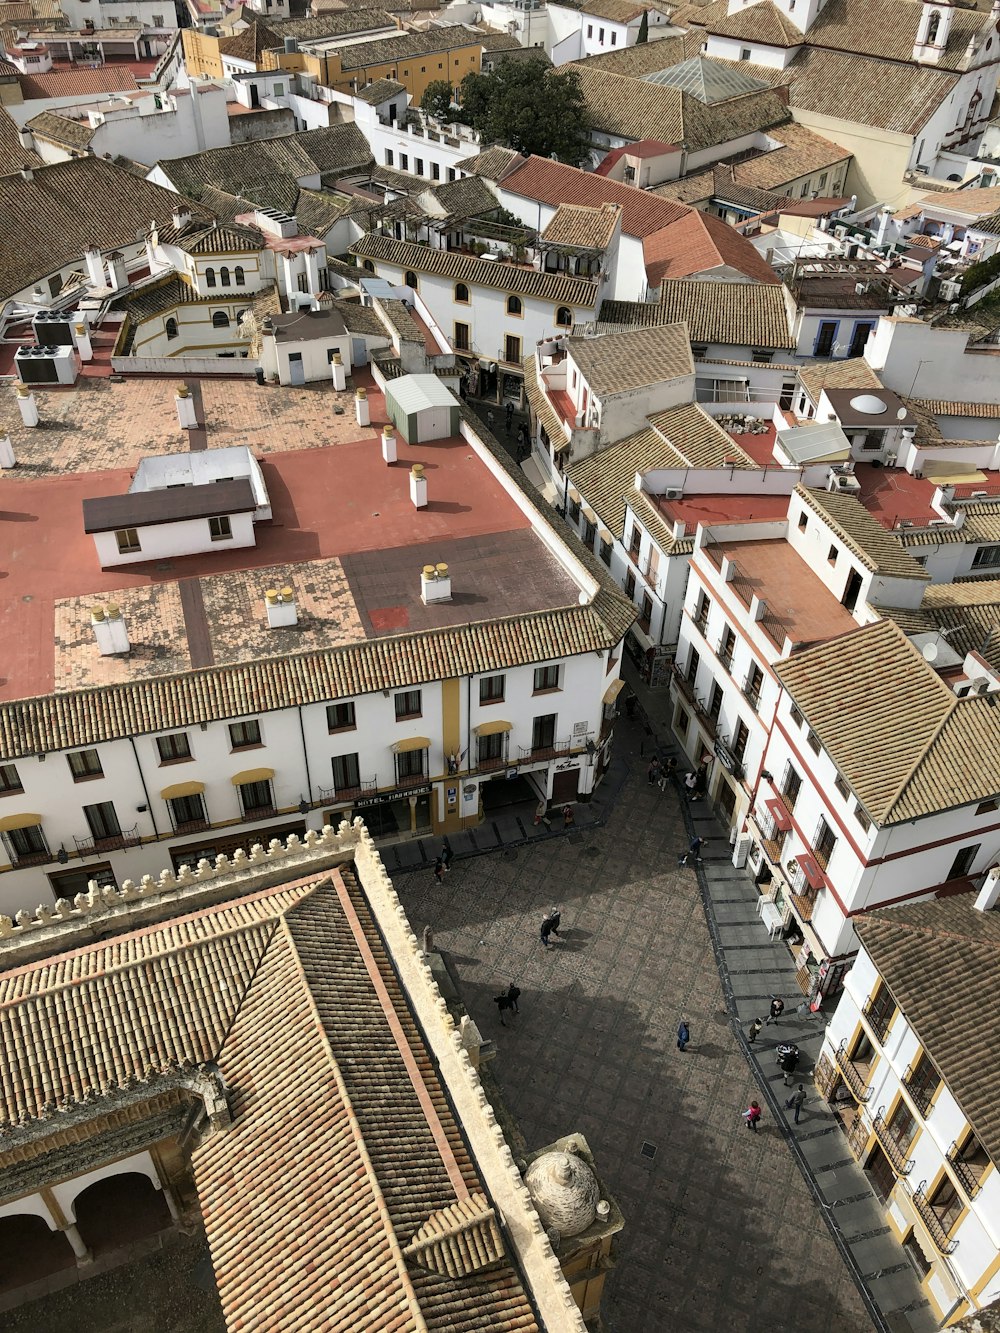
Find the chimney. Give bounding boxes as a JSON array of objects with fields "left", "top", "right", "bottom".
[
  {"left": 749, "top": 594, "right": 767, "bottom": 622},
  {"left": 330, "top": 349, "right": 346, "bottom": 391},
  {"left": 0, "top": 435, "right": 15, "bottom": 469},
  {"left": 17, "top": 128, "right": 33, "bottom": 151},
  {"left": 171, "top": 206, "right": 191, "bottom": 231},
  {"left": 355, "top": 386, "right": 370, "bottom": 427},
  {"left": 15, "top": 385, "right": 39, "bottom": 428},
  {"left": 975, "top": 865, "right": 1000, "bottom": 913},
  {"left": 91, "top": 603, "right": 130, "bottom": 656},
  {"left": 19, "top": 165, "right": 33, "bottom": 182},
  {"left": 175, "top": 382, "right": 197, "bottom": 430},
  {"left": 265, "top": 586, "right": 297, "bottom": 628},
  {"left": 74, "top": 321, "right": 93, "bottom": 362},
  {"left": 105, "top": 251, "right": 127, "bottom": 292},
  {"left": 381, "top": 423, "right": 397, "bottom": 464},
  {"left": 409, "top": 463, "right": 427, "bottom": 509},
  {"left": 420, "top": 562, "right": 451, "bottom": 604},
  {"left": 85, "top": 247, "right": 105, "bottom": 288},
  {"left": 673, "top": 519, "right": 686, "bottom": 540}
]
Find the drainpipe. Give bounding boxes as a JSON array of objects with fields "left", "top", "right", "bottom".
[
  {"left": 128, "top": 736, "right": 160, "bottom": 840},
  {"left": 297, "top": 704, "right": 313, "bottom": 804}
]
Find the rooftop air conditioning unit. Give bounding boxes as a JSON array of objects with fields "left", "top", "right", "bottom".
[
  {"left": 14, "top": 343, "right": 77, "bottom": 385},
  {"left": 833, "top": 225, "right": 847, "bottom": 239},
  {"left": 664, "top": 488, "right": 682, "bottom": 500},
  {"left": 31, "top": 311, "right": 75, "bottom": 346},
  {"left": 939, "top": 278, "right": 962, "bottom": 302}
]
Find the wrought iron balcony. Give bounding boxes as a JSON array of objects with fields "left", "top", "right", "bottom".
[
  {"left": 318, "top": 778, "right": 378, "bottom": 804},
  {"left": 73, "top": 824, "right": 142, "bottom": 856},
  {"left": 240, "top": 803, "right": 278, "bottom": 823},
  {"left": 863, "top": 994, "right": 897, "bottom": 1044},
  {"left": 171, "top": 816, "right": 210, "bottom": 835},
  {"left": 519, "top": 738, "right": 572, "bottom": 762},
  {"left": 395, "top": 769, "right": 430, "bottom": 791},
  {"left": 902, "top": 1063, "right": 938, "bottom": 1117},
  {"left": 834, "top": 1039, "right": 873, "bottom": 1102},
  {"left": 671, "top": 663, "right": 697, "bottom": 704},
  {"left": 948, "top": 1143, "right": 985, "bottom": 1199},
  {"left": 476, "top": 750, "right": 510, "bottom": 773},
  {"left": 742, "top": 677, "right": 762, "bottom": 710},
  {"left": 912, "top": 1184, "right": 959, "bottom": 1254},
  {"left": 871, "top": 1111, "right": 914, "bottom": 1175}
]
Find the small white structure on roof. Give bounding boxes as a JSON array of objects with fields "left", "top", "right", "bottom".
[
  {"left": 384, "top": 374, "right": 460, "bottom": 444},
  {"left": 774, "top": 421, "right": 852, "bottom": 469}
]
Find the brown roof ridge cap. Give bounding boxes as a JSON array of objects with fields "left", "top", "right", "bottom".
[{"left": 274, "top": 903, "right": 431, "bottom": 1331}]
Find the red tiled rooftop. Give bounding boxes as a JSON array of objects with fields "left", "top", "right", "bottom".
[
  {"left": 853, "top": 462, "right": 944, "bottom": 529},
  {"left": 658, "top": 489, "right": 791, "bottom": 529},
  {"left": 725, "top": 426, "right": 778, "bottom": 468}
]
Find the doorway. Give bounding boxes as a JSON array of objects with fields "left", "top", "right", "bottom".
[
  {"left": 287, "top": 352, "right": 305, "bottom": 386},
  {"left": 865, "top": 1144, "right": 897, "bottom": 1203},
  {"left": 842, "top": 568, "right": 863, "bottom": 612},
  {"left": 814, "top": 321, "right": 837, "bottom": 357}
]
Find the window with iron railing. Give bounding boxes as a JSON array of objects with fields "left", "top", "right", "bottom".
[
  {"left": 743, "top": 664, "right": 763, "bottom": 709},
  {"left": 694, "top": 592, "right": 711, "bottom": 633},
  {"left": 949, "top": 1132, "right": 991, "bottom": 1198},
  {"left": 732, "top": 719, "right": 749, "bottom": 763},
  {"left": 686, "top": 648, "right": 700, "bottom": 686},
  {"left": 888, "top": 1100, "right": 918, "bottom": 1154},
  {"left": 332, "top": 752, "right": 361, "bottom": 795},
  {"left": 903, "top": 1053, "right": 940, "bottom": 1117},
  {"left": 813, "top": 817, "right": 837, "bottom": 870},
  {"left": 863, "top": 985, "right": 897, "bottom": 1043},
  {"left": 708, "top": 682, "right": 723, "bottom": 722},
  {"left": 780, "top": 762, "right": 801, "bottom": 813},
  {"left": 717, "top": 626, "right": 736, "bottom": 671}
]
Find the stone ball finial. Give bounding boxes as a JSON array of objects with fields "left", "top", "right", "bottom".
[{"left": 524, "top": 1149, "right": 599, "bottom": 1238}]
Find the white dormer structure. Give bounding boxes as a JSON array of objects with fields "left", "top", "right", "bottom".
[
  {"left": 913, "top": 0, "right": 955, "bottom": 64},
  {"left": 723, "top": 0, "right": 819, "bottom": 37}
]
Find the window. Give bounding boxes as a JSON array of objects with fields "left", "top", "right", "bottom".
[
  {"left": 694, "top": 591, "right": 711, "bottom": 631},
  {"left": 887, "top": 1099, "right": 918, "bottom": 1153},
  {"left": 454, "top": 282, "right": 470, "bottom": 304},
  {"left": 718, "top": 626, "right": 736, "bottom": 670},
  {"left": 813, "top": 817, "right": 837, "bottom": 869},
  {"left": 238, "top": 778, "right": 273, "bottom": 817},
  {"left": 404, "top": 270, "right": 418, "bottom": 290},
  {"left": 708, "top": 682, "right": 723, "bottom": 721},
  {"left": 904, "top": 1052, "right": 940, "bottom": 1115},
  {"left": 739, "top": 46, "right": 751, "bottom": 58},
  {"left": 235, "top": 265, "right": 245, "bottom": 286},
  {"left": 165, "top": 316, "right": 178, "bottom": 340},
  {"left": 587, "top": 22, "right": 592, "bottom": 34},
  {"left": 690, "top": 343, "right": 708, "bottom": 359},
  {"left": 902, "top": 1231, "right": 932, "bottom": 1280},
  {"left": 780, "top": 762, "right": 801, "bottom": 812},
  {"left": 977, "top": 798, "right": 999, "bottom": 815},
  {"left": 477, "top": 730, "right": 507, "bottom": 766},
  {"left": 156, "top": 732, "right": 191, "bottom": 763},
  {"left": 855, "top": 803, "right": 872, "bottom": 832},
  {"left": 212, "top": 311, "right": 230, "bottom": 329},
  {"left": 583, "top": 518, "right": 597, "bottom": 548},
  {"left": 84, "top": 801, "right": 122, "bottom": 843},
  {"left": 454, "top": 322, "right": 470, "bottom": 351},
  {"left": 947, "top": 843, "right": 980, "bottom": 880},
  {"left": 168, "top": 792, "right": 207, "bottom": 831},
  {"left": 506, "top": 295, "right": 522, "bottom": 316},
  {"left": 229, "top": 719, "right": 262, "bottom": 749},
  {"left": 686, "top": 647, "right": 700, "bottom": 685},
  {"left": 116, "top": 527, "right": 140, "bottom": 554},
  {"left": 396, "top": 746, "right": 426, "bottom": 782},
  {"left": 568, "top": 496, "right": 581, "bottom": 524},
  {"left": 611, "top": 29, "right": 616, "bottom": 42},
  {"left": 928, "top": 1176, "right": 962, "bottom": 1234},
  {"left": 331, "top": 752, "right": 361, "bottom": 795},
  {"left": 209, "top": 515, "right": 233, "bottom": 541},
  {"left": 827, "top": 544, "right": 838, "bottom": 565},
  {"left": 3, "top": 824, "right": 49, "bottom": 865},
  {"left": 414, "top": 157, "right": 424, "bottom": 175},
  {"left": 385, "top": 148, "right": 394, "bottom": 166},
  {"left": 625, "top": 569, "right": 636, "bottom": 598},
  {"left": 480, "top": 674, "right": 505, "bottom": 704},
  {"left": 68, "top": 749, "right": 103, "bottom": 781},
  {"left": 531, "top": 713, "right": 557, "bottom": 751},
  {"left": 807, "top": 729, "right": 821, "bottom": 755},
  {"left": 395, "top": 689, "right": 422, "bottom": 719},
  {"left": 555, "top": 306, "right": 572, "bottom": 327},
  {"left": 432, "top": 162, "right": 440, "bottom": 181},
  {"left": 863, "top": 983, "right": 897, "bottom": 1043},
  {"left": 732, "top": 719, "right": 750, "bottom": 762},
  {"left": 220, "top": 266, "right": 231, "bottom": 287},
  {"left": 0, "top": 763, "right": 21, "bottom": 794},
  {"left": 400, "top": 153, "right": 409, "bottom": 171},
  {"left": 675, "top": 706, "right": 689, "bottom": 738},
  {"left": 206, "top": 267, "right": 217, "bottom": 288},
  {"left": 629, "top": 524, "right": 642, "bottom": 559},
  {"left": 534, "top": 665, "right": 560, "bottom": 692},
  {"left": 363, "top": 260, "right": 376, "bottom": 274},
  {"left": 789, "top": 704, "right": 804, "bottom": 727},
  {"left": 639, "top": 593, "right": 652, "bottom": 633},
  {"left": 599, "top": 537, "right": 612, "bottom": 566},
  {"left": 751, "top": 349, "right": 771, "bottom": 364},
  {"left": 327, "top": 701, "right": 357, "bottom": 732},
  {"left": 504, "top": 334, "right": 522, "bottom": 363},
  {"left": 972, "top": 545, "right": 1000, "bottom": 569},
  {"left": 744, "top": 663, "right": 763, "bottom": 709},
  {"left": 834, "top": 774, "right": 849, "bottom": 799}
]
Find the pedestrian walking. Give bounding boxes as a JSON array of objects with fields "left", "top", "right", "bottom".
[
  {"left": 540, "top": 916, "right": 555, "bottom": 950},
  {"left": 505, "top": 402, "right": 513, "bottom": 433},
  {"left": 684, "top": 771, "right": 698, "bottom": 800},
  {"left": 534, "top": 800, "right": 552, "bottom": 828},
  {"left": 748, "top": 1016, "right": 764, "bottom": 1044},
  {"left": 660, "top": 757, "right": 677, "bottom": 791},
  {"left": 441, "top": 837, "right": 453, "bottom": 871},
  {"left": 785, "top": 1084, "right": 807, "bottom": 1124},
  {"left": 766, "top": 996, "right": 785, "bottom": 1026},
  {"left": 506, "top": 983, "right": 521, "bottom": 1014},
  {"left": 678, "top": 836, "right": 704, "bottom": 867},
  {"left": 694, "top": 764, "right": 708, "bottom": 798},
  {"left": 494, "top": 991, "right": 516, "bottom": 1026},
  {"left": 562, "top": 804, "right": 574, "bottom": 827},
  {"left": 648, "top": 756, "right": 662, "bottom": 786},
  {"left": 487, "top": 409, "right": 496, "bottom": 431},
  {"left": 677, "top": 1020, "right": 690, "bottom": 1052},
  {"left": 546, "top": 908, "right": 562, "bottom": 938},
  {"left": 433, "top": 856, "right": 445, "bottom": 884},
  {"left": 777, "top": 1042, "right": 800, "bottom": 1085},
  {"left": 743, "top": 1101, "right": 762, "bottom": 1132}
]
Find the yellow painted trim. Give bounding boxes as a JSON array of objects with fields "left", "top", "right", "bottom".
[
  {"left": 603, "top": 678, "right": 625, "bottom": 704},
  {"left": 230, "top": 767, "right": 275, "bottom": 786},
  {"left": 970, "top": 1245, "right": 1000, "bottom": 1299},
  {"left": 160, "top": 780, "right": 205, "bottom": 799},
  {"left": 0, "top": 812, "right": 42, "bottom": 831},
  {"left": 474, "top": 719, "right": 512, "bottom": 737},
  {"left": 392, "top": 735, "right": 430, "bottom": 753},
  {"left": 441, "top": 678, "right": 461, "bottom": 776}
]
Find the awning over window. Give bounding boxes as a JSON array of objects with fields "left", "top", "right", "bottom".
[
  {"left": 474, "top": 719, "right": 512, "bottom": 736},
  {"left": 765, "top": 797, "right": 792, "bottom": 832},
  {"left": 230, "top": 767, "right": 275, "bottom": 786},
  {"left": 567, "top": 485, "right": 581, "bottom": 503},
  {"left": 795, "top": 852, "right": 825, "bottom": 890},
  {"left": 599, "top": 526, "right": 613, "bottom": 544},
  {"left": 160, "top": 781, "right": 205, "bottom": 800},
  {"left": 0, "top": 812, "right": 42, "bottom": 832},
  {"left": 582, "top": 506, "right": 597, "bottom": 524},
  {"left": 392, "top": 736, "right": 430, "bottom": 753},
  {"left": 603, "top": 678, "right": 625, "bottom": 704}
]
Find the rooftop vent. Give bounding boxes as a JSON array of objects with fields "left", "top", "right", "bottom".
[
  {"left": 410, "top": 463, "right": 427, "bottom": 509},
  {"left": 420, "top": 563, "right": 451, "bottom": 604},
  {"left": 91, "top": 603, "right": 130, "bottom": 656},
  {"left": 849, "top": 394, "right": 888, "bottom": 416},
  {"left": 265, "top": 586, "right": 297, "bottom": 628}
]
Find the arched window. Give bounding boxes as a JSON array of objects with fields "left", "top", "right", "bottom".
[
  {"left": 235, "top": 265, "right": 245, "bottom": 286},
  {"left": 212, "top": 311, "right": 230, "bottom": 328},
  {"left": 363, "top": 259, "right": 376, "bottom": 273},
  {"left": 555, "top": 306, "right": 572, "bottom": 327},
  {"left": 506, "top": 294, "right": 522, "bottom": 316},
  {"left": 404, "top": 270, "right": 418, "bottom": 289},
  {"left": 165, "top": 316, "right": 178, "bottom": 340},
  {"left": 455, "top": 281, "right": 470, "bottom": 304},
  {"left": 205, "top": 267, "right": 216, "bottom": 288},
  {"left": 220, "top": 266, "right": 231, "bottom": 287},
  {"left": 926, "top": 10, "right": 940, "bottom": 43}
]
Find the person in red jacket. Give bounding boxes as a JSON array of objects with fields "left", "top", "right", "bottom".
[{"left": 743, "top": 1101, "right": 762, "bottom": 1132}]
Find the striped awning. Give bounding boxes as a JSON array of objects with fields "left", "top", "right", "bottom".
[
  {"left": 0, "top": 812, "right": 42, "bottom": 832},
  {"left": 231, "top": 767, "right": 275, "bottom": 786},
  {"left": 603, "top": 678, "right": 625, "bottom": 704},
  {"left": 160, "top": 781, "right": 205, "bottom": 800},
  {"left": 567, "top": 486, "right": 581, "bottom": 503},
  {"left": 392, "top": 736, "right": 430, "bottom": 753},
  {"left": 474, "top": 719, "right": 512, "bottom": 737},
  {"left": 582, "top": 506, "right": 597, "bottom": 524},
  {"left": 599, "top": 526, "right": 613, "bottom": 544}
]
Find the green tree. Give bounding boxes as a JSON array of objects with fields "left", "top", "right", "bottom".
[
  {"left": 458, "top": 58, "right": 592, "bottom": 166},
  {"left": 420, "top": 79, "right": 454, "bottom": 119},
  {"left": 636, "top": 10, "right": 649, "bottom": 41}
]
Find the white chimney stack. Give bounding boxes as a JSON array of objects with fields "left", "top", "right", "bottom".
[
  {"left": 330, "top": 350, "right": 346, "bottom": 391},
  {"left": 673, "top": 519, "right": 686, "bottom": 540},
  {"left": 85, "top": 247, "right": 105, "bottom": 288},
  {"left": 171, "top": 206, "right": 191, "bottom": 232},
  {"left": 0, "top": 435, "right": 15, "bottom": 469},
  {"left": 74, "top": 321, "right": 93, "bottom": 362},
  {"left": 105, "top": 252, "right": 127, "bottom": 292},
  {"left": 91, "top": 603, "right": 130, "bottom": 656},
  {"left": 265, "top": 586, "right": 297, "bottom": 628},
  {"left": 175, "top": 383, "right": 197, "bottom": 430},
  {"left": 381, "top": 424, "right": 397, "bottom": 464},
  {"left": 355, "top": 387, "right": 370, "bottom": 427},
  {"left": 420, "top": 562, "right": 451, "bottom": 603},
  {"left": 15, "top": 385, "right": 39, "bottom": 428},
  {"left": 410, "top": 463, "right": 427, "bottom": 509},
  {"left": 975, "top": 865, "right": 1000, "bottom": 913}
]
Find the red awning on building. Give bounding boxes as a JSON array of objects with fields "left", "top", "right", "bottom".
[
  {"left": 765, "top": 797, "right": 792, "bottom": 832},
  {"left": 795, "top": 852, "right": 825, "bottom": 890}
]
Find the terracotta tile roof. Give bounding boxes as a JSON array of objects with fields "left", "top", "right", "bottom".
[
  {"left": 643, "top": 206, "right": 781, "bottom": 285},
  {"left": 785, "top": 47, "right": 957, "bottom": 135},
  {"left": 0, "top": 105, "right": 40, "bottom": 174},
  {"left": 802, "top": 0, "right": 992, "bottom": 72},
  {"left": 425, "top": 173, "right": 498, "bottom": 220},
  {"left": 913, "top": 398, "right": 1000, "bottom": 419},
  {"left": 499, "top": 153, "right": 691, "bottom": 238},
  {"left": 655, "top": 277, "right": 794, "bottom": 347},
  {"left": 649, "top": 168, "right": 717, "bottom": 205},
  {"left": 353, "top": 75, "right": 405, "bottom": 104},
  {"left": 580, "top": 0, "right": 654, "bottom": 18},
  {"left": 567, "top": 321, "right": 693, "bottom": 393},
  {"left": 18, "top": 66, "right": 139, "bottom": 98},
  {"left": 276, "top": 7, "right": 397, "bottom": 38},
  {"left": 722, "top": 121, "right": 851, "bottom": 189},
  {"left": 450, "top": 143, "right": 521, "bottom": 180},
  {"left": 796, "top": 485, "right": 930, "bottom": 580},
  {"left": 797, "top": 356, "right": 882, "bottom": 399},
  {"left": 572, "top": 30, "right": 703, "bottom": 74},
  {"left": 0, "top": 157, "right": 216, "bottom": 303},
  {"left": 181, "top": 221, "right": 265, "bottom": 254},
  {"left": 24, "top": 108, "right": 94, "bottom": 151},
  {"left": 540, "top": 201, "right": 621, "bottom": 250},
  {"left": 855, "top": 894, "right": 1000, "bottom": 1173},
  {"left": 350, "top": 232, "right": 601, "bottom": 306},
  {"left": 880, "top": 579, "right": 1000, "bottom": 673},
  {"left": 899, "top": 500, "right": 1000, "bottom": 548},
  {"left": 218, "top": 18, "right": 281, "bottom": 61},
  {"left": 330, "top": 25, "right": 485, "bottom": 71},
  {"left": 706, "top": 0, "right": 804, "bottom": 47},
  {"left": 774, "top": 619, "right": 1000, "bottom": 823}
]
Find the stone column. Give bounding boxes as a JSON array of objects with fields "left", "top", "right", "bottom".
[{"left": 62, "top": 1222, "right": 92, "bottom": 1264}]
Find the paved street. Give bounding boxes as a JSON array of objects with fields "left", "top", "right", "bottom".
[{"left": 396, "top": 701, "right": 931, "bottom": 1333}]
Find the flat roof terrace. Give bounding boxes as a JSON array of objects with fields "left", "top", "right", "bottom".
[{"left": 0, "top": 380, "right": 581, "bottom": 701}]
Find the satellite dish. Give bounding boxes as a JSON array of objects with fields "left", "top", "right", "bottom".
[
  {"left": 923, "top": 642, "right": 939, "bottom": 662},
  {"left": 896, "top": 407, "right": 908, "bottom": 421}
]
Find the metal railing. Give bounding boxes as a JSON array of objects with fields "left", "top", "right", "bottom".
[
  {"left": 742, "top": 676, "right": 762, "bottom": 710},
  {"left": 171, "top": 816, "right": 210, "bottom": 835},
  {"left": 912, "top": 1185, "right": 959, "bottom": 1253},
  {"left": 834, "top": 1039, "right": 873, "bottom": 1102},
  {"left": 519, "top": 738, "right": 573, "bottom": 762},
  {"left": 903, "top": 1063, "right": 938, "bottom": 1117},
  {"left": 240, "top": 802, "right": 278, "bottom": 824},
  {"left": 318, "top": 778, "right": 378, "bottom": 805},
  {"left": 74, "top": 823, "right": 142, "bottom": 855},
  {"left": 863, "top": 994, "right": 897, "bottom": 1044},
  {"left": 871, "top": 1111, "right": 914, "bottom": 1175},
  {"left": 1, "top": 834, "right": 52, "bottom": 868},
  {"left": 948, "top": 1143, "right": 985, "bottom": 1199}
]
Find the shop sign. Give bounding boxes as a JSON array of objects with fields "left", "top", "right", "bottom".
[{"left": 355, "top": 784, "right": 432, "bottom": 808}]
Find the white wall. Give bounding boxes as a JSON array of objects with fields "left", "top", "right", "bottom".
[
  {"left": 865, "top": 314, "right": 1000, "bottom": 405},
  {"left": 92, "top": 510, "right": 256, "bottom": 568}
]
